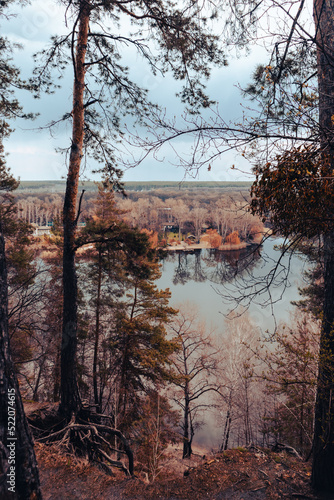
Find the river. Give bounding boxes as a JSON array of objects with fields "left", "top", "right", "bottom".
[
  {"left": 157, "top": 238, "right": 310, "bottom": 451},
  {"left": 158, "top": 237, "right": 309, "bottom": 335}
]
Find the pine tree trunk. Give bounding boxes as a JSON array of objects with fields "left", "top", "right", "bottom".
[
  {"left": 60, "top": 2, "right": 90, "bottom": 418},
  {"left": 0, "top": 232, "right": 42, "bottom": 499},
  {"left": 312, "top": 234, "right": 334, "bottom": 491},
  {"left": 53, "top": 344, "right": 61, "bottom": 402},
  {"left": 93, "top": 249, "right": 102, "bottom": 411},
  {"left": 311, "top": 0, "right": 334, "bottom": 492}
]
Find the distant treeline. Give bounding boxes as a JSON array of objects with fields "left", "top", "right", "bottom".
[
  {"left": 123, "top": 181, "right": 253, "bottom": 190},
  {"left": 14, "top": 183, "right": 254, "bottom": 228},
  {"left": 14, "top": 182, "right": 263, "bottom": 247},
  {"left": 17, "top": 180, "right": 97, "bottom": 192},
  {"left": 17, "top": 180, "right": 253, "bottom": 193}
]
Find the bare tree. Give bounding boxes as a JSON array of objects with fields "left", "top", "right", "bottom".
[
  {"left": 167, "top": 199, "right": 190, "bottom": 241},
  {"left": 190, "top": 205, "right": 207, "bottom": 243},
  {"left": 259, "top": 312, "right": 320, "bottom": 457},
  {"left": 216, "top": 312, "right": 264, "bottom": 450},
  {"left": 169, "top": 303, "right": 221, "bottom": 458}
]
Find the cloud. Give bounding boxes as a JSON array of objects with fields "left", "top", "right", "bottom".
[
  {"left": 3, "top": 1, "right": 263, "bottom": 182},
  {"left": 7, "top": 145, "right": 57, "bottom": 155},
  {"left": 3, "top": 1, "right": 66, "bottom": 42}
]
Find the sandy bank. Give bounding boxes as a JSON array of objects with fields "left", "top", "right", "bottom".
[{"left": 166, "top": 241, "right": 252, "bottom": 251}]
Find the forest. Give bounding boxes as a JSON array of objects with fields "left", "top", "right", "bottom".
[
  {"left": 14, "top": 183, "right": 265, "bottom": 248},
  {"left": 1, "top": 0, "right": 334, "bottom": 499}
]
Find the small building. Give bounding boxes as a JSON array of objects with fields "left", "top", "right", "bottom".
[{"left": 32, "top": 225, "right": 51, "bottom": 236}]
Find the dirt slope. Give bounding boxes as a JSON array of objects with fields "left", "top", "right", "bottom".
[{"left": 35, "top": 443, "right": 330, "bottom": 500}]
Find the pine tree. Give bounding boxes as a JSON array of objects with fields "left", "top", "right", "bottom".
[
  {"left": 33, "top": 0, "right": 224, "bottom": 418},
  {"left": 113, "top": 258, "right": 177, "bottom": 430},
  {"left": 78, "top": 185, "right": 178, "bottom": 427},
  {"left": 260, "top": 314, "right": 319, "bottom": 457},
  {"left": 0, "top": 2, "right": 41, "bottom": 497},
  {"left": 0, "top": 169, "right": 42, "bottom": 500}
]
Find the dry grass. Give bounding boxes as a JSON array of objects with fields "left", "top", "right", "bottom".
[{"left": 35, "top": 442, "right": 321, "bottom": 500}]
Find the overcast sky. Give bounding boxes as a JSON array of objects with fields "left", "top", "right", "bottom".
[{"left": 2, "top": 0, "right": 271, "bottom": 183}]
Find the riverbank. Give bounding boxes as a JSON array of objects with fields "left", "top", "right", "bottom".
[
  {"left": 166, "top": 241, "right": 249, "bottom": 251},
  {"left": 166, "top": 229, "right": 272, "bottom": 251}
]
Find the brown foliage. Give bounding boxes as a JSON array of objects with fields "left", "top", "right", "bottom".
[
  {"left": 36, "top": 445, "right": 316, "bottom": 500},
  {"left": 248, "top": 224, "right": 264, "bottom": 243},
  {"left": 201, "top": 229, "right": 223, "bottom": 248},
  {"left": 225, "top": 230, "right": 241, "bottom": 245},
  {"left": 141, "top": 228, "right": 159, "bottom": 248},
  {"left": 250, "top": 146, "right": 334, "bottom": 238}
]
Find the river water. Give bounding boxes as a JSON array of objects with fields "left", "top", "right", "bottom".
[
  {"left": 157, "top": 238, "right": 310, "bottom": 451},
  {"left": 158, "top": 237, "right": 309, "bottom": 335}
]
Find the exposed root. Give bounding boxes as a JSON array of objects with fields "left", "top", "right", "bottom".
[
  {"left": 27, "top": 405, "right": 134, "bottom": 477},
  {"left": 272, "top": 442, "right": 303, "bottom": 460}
]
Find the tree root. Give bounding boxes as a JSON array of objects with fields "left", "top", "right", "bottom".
[
  {"left": 271, "top": 442, "right": 303, "bottom": 460},
  {"left": 28, "top": 408, "right": 134, "bottom": 476}
]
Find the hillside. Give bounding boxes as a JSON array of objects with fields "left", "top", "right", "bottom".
[{"left": 36, "top": 444, "right": 320, "bottom": 500}]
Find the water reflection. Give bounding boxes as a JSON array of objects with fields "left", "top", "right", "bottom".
[
  {"left": 158, "top": 239, "right": 308, "bottom": 332},
  {"left": 164, "top": 245, "right": 262, "bottom": 287},
  {"left": 172, "top": 253, "right": 191, "bottom": 285},
  {"left": 158, "top": 241, "right": 309, "bottom": 451}
]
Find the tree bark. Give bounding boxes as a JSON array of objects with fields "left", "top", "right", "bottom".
[
  {"left": 312, "top": 234, "right": 334, "bottom": 491},
  {"left": 183, "top": 384, "right": 192, "bottom": 459},
  {"left": 0, "top": 232, "right": 42, "bottom": 499},
  {"left": 220, "top": 409, "right": 231, "bottom": 452},
  {"left": 59, "top": 2, "right": 90, "bottom": 418},
  {"left": 93, "top": 248, "right": 102, "bottom": 412},
  {"left": 311, "top": 0, "right": 334, "bottom": 492}
]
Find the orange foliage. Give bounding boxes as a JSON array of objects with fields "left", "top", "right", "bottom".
[
  {"left": 201, "top": 229, "right": 223, "bottom": 248},
  {"left": 141, "top": 228, "right": 159, "bottom": 248},
  {"left": 225, "top": 231, "right": 241, "bottom": 245}
]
